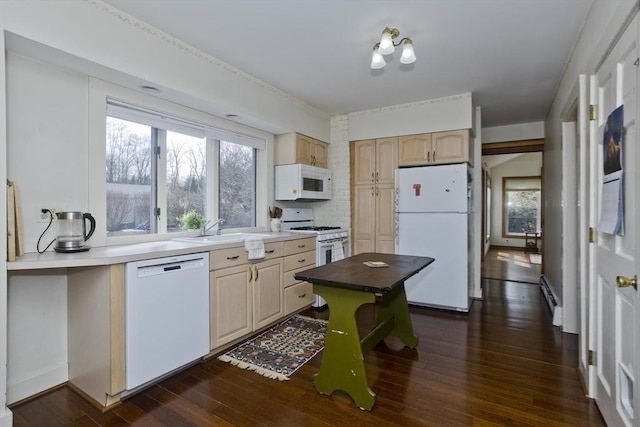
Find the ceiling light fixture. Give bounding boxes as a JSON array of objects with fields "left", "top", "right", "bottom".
[{"left": 371, "top": 27, "right": 416, "bottom": 69}]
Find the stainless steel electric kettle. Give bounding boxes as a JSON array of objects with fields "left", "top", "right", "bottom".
[{"left": 54, "top": 211, "right": 96, "bottom": 253}]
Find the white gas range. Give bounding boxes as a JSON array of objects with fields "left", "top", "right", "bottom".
[{"left": 280, "top": 208, "right": 350, "bottom": 307}]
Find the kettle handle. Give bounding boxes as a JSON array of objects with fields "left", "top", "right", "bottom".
[{"left": 83, "top": 213, "right": 96, "bottom": 241}]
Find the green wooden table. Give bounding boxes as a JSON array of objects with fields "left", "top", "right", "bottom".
[{"left": 294, "top": 252, "right": 435, "bottom": 410}]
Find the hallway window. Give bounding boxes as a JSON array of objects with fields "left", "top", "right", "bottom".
[{"left": 502, "top": 177, "right": 541, "bottom": 236}]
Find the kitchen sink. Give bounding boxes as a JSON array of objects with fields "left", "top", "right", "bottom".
[{"left": 172, "top": 233, "right": 272, "bottom": 245}]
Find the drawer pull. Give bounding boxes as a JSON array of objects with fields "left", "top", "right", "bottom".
[
  {"left": 226, "top": 255, "right": 240, "bottom": 260},
  {"left": 297, "top": 244, "right": 306, "bottom": 248},
  {"left": 298, "top": 258, "right": 306, "bottom": 263},
  {"left": 265, "top": 249, "right": 275, "bottom": 254},
  {"left": 298, "top": 293, "right": 306, "bottom": 298}
]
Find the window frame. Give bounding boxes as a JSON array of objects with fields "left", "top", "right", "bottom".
[
  {"left": 501, "top": 176, "right": 541, "bottom": 238},
  {"left": 89, "top": 78, "right": 270, "bottom": 246}
]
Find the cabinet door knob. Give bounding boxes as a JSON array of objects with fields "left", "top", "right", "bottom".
[
  {"left": 254, "top": 266, "right": 259, "bottom": 281},
  {"left": 227, "top": 255, "right": 239, "bottom": 260},
  {"left": 298, "top": 244, "right": 306, "bottom": 248},
  {"left": 298, "top": 258, "right": 306, "bottom": 263},
  {"left": 265, "top": 249, "right": 275, "bottom": 254},
  {"left": 298, "top": 293, "right": 306, "bottom": 298},
  {"left": 248, "top": 267, "right": 253, "bottom": 282}
]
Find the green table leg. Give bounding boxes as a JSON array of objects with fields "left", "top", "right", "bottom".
[
  {"left": 377, "top": 283, "right": 419, "bottom": 348},
  {"left": 313, "top": 284, "right": 376, "bottom": 410}
]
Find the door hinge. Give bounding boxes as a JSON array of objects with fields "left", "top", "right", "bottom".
[
  {"left": 634, "top": 57, "right": 639, "bottom": 66},
  {"left": 589, "top": 105, "right": 597, "bottom": 121},
  {"left": 154, "top": 146, "right": 161, "bottom": 156},
  {"left": 589, "top": 227, "right": 597, "bottom": 243},
  {"left": 588, "top": 350, "right": 596, "bottom": 366},
  {"left": 154, "top": 207, "right": 161, "bottom": 217}
]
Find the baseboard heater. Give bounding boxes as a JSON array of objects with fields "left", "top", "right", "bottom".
[{"left": 540, "top": 275, "right": 563, "bottom": 327}]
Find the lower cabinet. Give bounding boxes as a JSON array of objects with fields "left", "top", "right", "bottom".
[
  {"left": 282, "top": 245, "right": 316, "bottom": 315},
  {"left": 285, "top": 281, "right": 315, "bottom": 314},
  {"left": 252, "top": 258, "right": 284, "bottom": 330},
  {"left": 209, "top": 264, "right": 253, "bottom": 349},
  {"left": 209, "top": 243, "right": 285, "bottom": 350}
]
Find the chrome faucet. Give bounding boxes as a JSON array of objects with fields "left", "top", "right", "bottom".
[{"left": 200, "top": 218, "right": 225, "bottom": 236}]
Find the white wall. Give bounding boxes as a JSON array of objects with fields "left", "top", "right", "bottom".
[
  {"left": 4, "top": 52, "right": 80, "bottom": 404},
  {"left": 1, "top": 1, "right": 330, "bottom": 140},
  {"left": 348, "top": 92, "right": 474, "bottom": 141},
  {"left": 483, "top": 122, "right": 545, "bottom": 143},
  {"left": 488, "top": 152, "right": 543, "bottom": 248},
  {"left": 544, "top": 1, "right": 636, "bottom": 312}
]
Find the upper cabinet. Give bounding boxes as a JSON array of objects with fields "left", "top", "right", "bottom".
[
  {"left": 353, "top": 137, "right": 397, "bottom": 186},
  {"left": 275, "top": 133, "right": 328, "bottom": 168},
  {"left": 398, "top": 129, "right": 472, "bottom": 167}
]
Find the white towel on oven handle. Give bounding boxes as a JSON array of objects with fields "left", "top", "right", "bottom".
[
  {"left": 331, "top": 240, "right": 344, "bottom": 262},
  {"left": 244, "top": 238, "right": 265, "bottom": 260}
]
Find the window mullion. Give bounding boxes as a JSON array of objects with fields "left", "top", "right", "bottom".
[
  {"left": 208, "top": 138, "right": 220, "bottom": 222},
  {"left": 156, "top": 129, "right": 168, "bottom": 234}
]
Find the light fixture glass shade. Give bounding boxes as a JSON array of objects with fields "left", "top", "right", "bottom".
[
  {"left": 400, "top": 39, "right": 416, "bottom": 64},
  {"left": 378, "top": 29, "right": 395, "bottom": 55},
  {"left": 371, "top": 46, "right": 386, "bottom": 69}
]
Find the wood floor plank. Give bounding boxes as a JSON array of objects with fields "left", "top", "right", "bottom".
[{"left": 9, "top": 280, "right": 604, "bottom": 426}]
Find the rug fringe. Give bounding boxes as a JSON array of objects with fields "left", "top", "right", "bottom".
[
  {"left": 217, "top": 355, "right": 290, "bottom": 381},
  {"left": 293, "top": 314, "right": 328, "bottom": 325}
]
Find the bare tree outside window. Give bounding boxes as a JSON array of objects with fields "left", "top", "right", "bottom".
[
  {"left": 219, "top": 141, "right": 256, "bottom": 228},
  {"left": 502, "top": 176, "right": 541, "bottom": 236},
  {"left": 166, "top": 131, "right": 206, "bottom": 232},
  {"left": 106, "top": 117, "right": 151, "bottom": 235}
]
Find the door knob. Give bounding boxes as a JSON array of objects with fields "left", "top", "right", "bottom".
[{"left": 616, "top": 275, "right": 637, "bottom": 290}]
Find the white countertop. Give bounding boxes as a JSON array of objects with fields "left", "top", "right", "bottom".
[{"left": 7, "top": 232, "right": 309, "bottom": 271}]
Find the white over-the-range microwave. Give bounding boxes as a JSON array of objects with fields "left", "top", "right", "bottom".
[{"left": 275, "top": 164, "right": 331, "bottom": 201}]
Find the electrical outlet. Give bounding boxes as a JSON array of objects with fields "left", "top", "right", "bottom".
[{"left": 39, "top": 208, "right": 58, "bottom": 220}]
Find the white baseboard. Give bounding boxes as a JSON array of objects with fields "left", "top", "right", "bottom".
[
  {"left": 540, "top": 275, "right": 562, "bottom": 327},
  {"left": 7, "top": 363, "right": 68, "bottom": 405},
  {"left": 0, "top": 408, "right": 13, "bottom": 427}
]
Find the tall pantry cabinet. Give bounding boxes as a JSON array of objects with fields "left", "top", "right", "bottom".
[{"left": 351, "top": 137, "right": 397, "bottom": 255}]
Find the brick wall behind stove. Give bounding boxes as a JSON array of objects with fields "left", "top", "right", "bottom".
[{"left": 312, "top": 114, "right": 351, "bottom": 232}]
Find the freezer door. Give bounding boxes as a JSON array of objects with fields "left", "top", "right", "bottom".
[
  {"left": 396, "top": 212, "right": 469, "bottom": 311},
  {"left": 397, "top": 164, "right": 469, "bottom": 213}
]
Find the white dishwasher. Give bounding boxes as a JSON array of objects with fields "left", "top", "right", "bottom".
[{"left": 125, "top": 252, "right": 209, "bottom": 391}]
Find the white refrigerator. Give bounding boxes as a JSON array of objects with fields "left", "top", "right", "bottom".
[{"left": 395, "top": 163, "right": 473, "bottom": 312}]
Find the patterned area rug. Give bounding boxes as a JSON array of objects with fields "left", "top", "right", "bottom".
[{"left": 217, "top": 315, "right": 327, "bottom": 381}]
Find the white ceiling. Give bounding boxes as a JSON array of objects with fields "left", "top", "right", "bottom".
[{"left": 101, "top": 0, "right": 591, "bottom": 128}]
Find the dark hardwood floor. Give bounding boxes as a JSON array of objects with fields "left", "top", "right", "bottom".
[
  {"left": 482, "top": 248, "right": 542, "bottom": 284},
  {"left": 11, "top": 279, "right": 603, "bottom": 426}
]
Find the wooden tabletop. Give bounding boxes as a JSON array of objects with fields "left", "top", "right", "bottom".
[{"left": 294, "top": 253, "right": 435, "bottom": 293}]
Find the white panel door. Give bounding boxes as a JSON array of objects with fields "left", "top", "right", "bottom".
[{"left": 590, "top": 14, "right": 638, "bottom": 426}]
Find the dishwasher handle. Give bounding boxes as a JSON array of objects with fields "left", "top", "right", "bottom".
[{"left": 133, "top": 255, "right": 207, "bottom": 279}]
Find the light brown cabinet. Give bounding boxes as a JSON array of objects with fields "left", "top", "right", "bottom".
[
  {"left": 275, "top": 132, "right": 328, "bottom": 168},
  {"left": 352, "top": 138, "right": 397, "bottom": 255},
  {"left": 209, "top": 242, "right": 284, "bottom": 350},
  {"left": 282, "top": 236, "right": 316, "bottom": 315},
  {"left": 398, "top": 129, "right": 471, "bottom": 166},
  {"left": 252, "top": 258, "right": 284, "bottom": 330}
]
